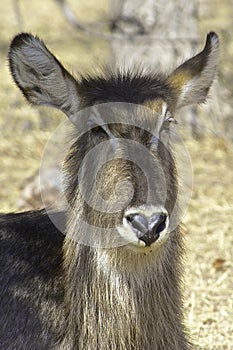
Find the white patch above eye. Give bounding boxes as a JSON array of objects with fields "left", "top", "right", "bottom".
[
  {"left": 155, "top": 102, "right": 168, "bottom": 132},
  {"left": 160, "top": 102, "right": 168, "bottom": 126},
  {"left": 150, "top": 102, "right": 168, "bottom": 150}
]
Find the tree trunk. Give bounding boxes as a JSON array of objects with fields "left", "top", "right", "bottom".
[{"left": 110, "top": 0, "right": 199, "bottom": 72}]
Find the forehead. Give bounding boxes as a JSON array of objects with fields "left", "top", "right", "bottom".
[
  {"left": 77, "top": 70, "right": 171, "bottom": 133},
  {"left": 86, "top": 100, "right": 167, "bottom": 134},
  {"left": 78, "top": 69, "right": 174, "bottom": 107}
]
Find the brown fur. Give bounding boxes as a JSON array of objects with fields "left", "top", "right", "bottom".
[
  {"left": 59, "top": 230, "right": 188, "bottom": 349},
  {"left": 0, "top": 32, "right": 219, "bottom": 349}
]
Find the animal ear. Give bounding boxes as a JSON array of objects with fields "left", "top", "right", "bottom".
[
  {"left": 166, "top": 32, "right": 219, "bottom": 109},
  {"left": 9, "top": 33, "right": 80, "bottom": 120}
]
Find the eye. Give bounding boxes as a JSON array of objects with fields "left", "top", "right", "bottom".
[
  {"left": 91, "top": 125, "right": 108, "bottom": 138},
  {"left": 87, "top": 114, "right": 107, "bottom": 137},
  {"left": 163, "top": 113, "right": 177, "bottom": 129}
]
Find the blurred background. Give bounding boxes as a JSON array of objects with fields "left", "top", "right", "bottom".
[{"left": 0, "top": 0, "right": 232, "bottom": 348}]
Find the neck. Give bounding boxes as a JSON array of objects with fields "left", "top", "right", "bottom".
[{"left": 60, "top": 226, "right": 190, "bottom": 350}]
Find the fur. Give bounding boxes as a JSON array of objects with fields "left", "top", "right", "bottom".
[{"left": 0, "top": 32, "right": 219, "bottom": 349}]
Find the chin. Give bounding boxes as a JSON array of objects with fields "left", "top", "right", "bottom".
[{"left": 123, "top": 233, "right": 169, "bottom": 255}]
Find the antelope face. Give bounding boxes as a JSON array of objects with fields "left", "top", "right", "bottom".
[{"left": 69, "top": 100, "right": 178, "bottom": 251}]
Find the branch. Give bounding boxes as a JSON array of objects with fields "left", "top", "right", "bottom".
[{"left": 54, "top": 0, "right": 200, "bottom": 43}]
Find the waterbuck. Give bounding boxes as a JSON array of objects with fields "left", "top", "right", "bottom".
[{"left": 0, "top": 32, "right": 219, "bottom": 349}]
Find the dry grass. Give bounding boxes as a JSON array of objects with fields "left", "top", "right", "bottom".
[
  {"left": 184, "top": 136, "right": 233, "bottom": 349},
  {"left": 0, "top": 1, "right": 232, "bottom": 349},
  {"left": 0, "top": 0, "right": 109, "bottom": 211}
]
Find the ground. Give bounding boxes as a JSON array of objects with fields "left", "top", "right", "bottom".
[{"left": 0, "top": 1, "right": 232, "bottom": 349}]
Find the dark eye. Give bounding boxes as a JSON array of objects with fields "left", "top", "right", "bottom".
[
  {"left": 91, "top": 125, "right": 108, "bottom": 138},
  {"left": 163, "top": 113, "right": 177, "bottom": 129},
  {"left": 87, "top": 114, "right": 108, "bottom": 138}
]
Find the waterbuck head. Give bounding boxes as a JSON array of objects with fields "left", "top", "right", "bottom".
[{"left": 9, "top": 33, "right": 219, "bottom": 255}]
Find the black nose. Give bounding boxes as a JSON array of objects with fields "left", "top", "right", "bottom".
[{"left": 125, "top": 212, "right": 168, "bottom": 246}]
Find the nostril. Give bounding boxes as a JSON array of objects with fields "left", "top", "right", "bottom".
[
  {"left": 156, "top": 220, "right": 166, "bottom": 234},
  {"left": 149, "top": 213, "right": 167, "bottom": 235},
  {"left": 125, "top": 214, "right": 133, "bottom": 223},
  {"left": 125, "top": 213, "right": 148, "bottom": 234}
]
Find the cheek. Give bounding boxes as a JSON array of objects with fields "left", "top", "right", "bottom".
[
  {"left": 84, "top": 204, "right": 124, "bottom": 229},
  {"left": 159, "top": 129, "right": 171, "bottom": 147}
]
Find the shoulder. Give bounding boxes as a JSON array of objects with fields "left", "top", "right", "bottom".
[{"left": 0, "top": 209, "right": 65, "bottom": 272}]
